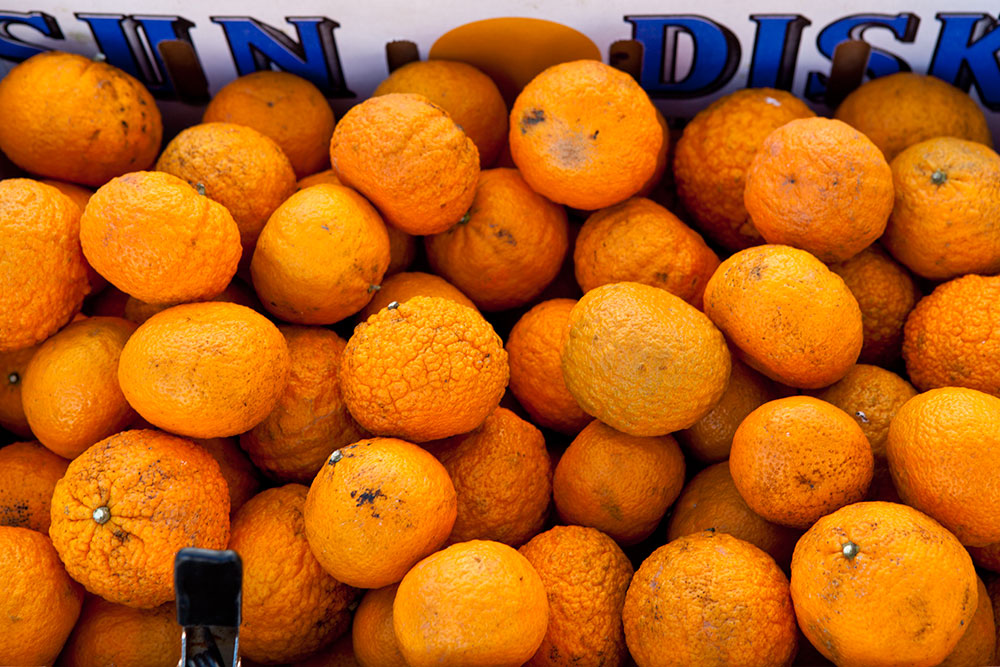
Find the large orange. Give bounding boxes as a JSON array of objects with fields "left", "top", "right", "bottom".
[
  {"left": 0, "top": 441, "right": 69, "bottom": 534},
  {"left": 59, "top": 598, "right": 180, "bottom": 667}
]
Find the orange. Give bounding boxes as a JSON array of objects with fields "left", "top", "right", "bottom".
[
  {"left": 939, "top": 577, "right": 996, "bottom": 667},
  {"left": 970, "top": 542, "right": 1000, "bottom": 572},
  {"left": 427, "top": 407, "right": 551, "bottom": 546},
  {"left": 352, "top": 584, "right": 407, "bottom": 667},
  {"left": 828, "top": 245, "right": 921, "bottom": 366},
  {"left": 38, "top": 179, "right": 107, "bottom": 294},
  {"left": 303, "top": 437, "right": 457, "bottom": 588},
  {"left": 703, "top": 244, "right": 863, "bottom": 389},
  {"left": 672, "top": 88, "right": 815, "bottom": 250},
  {"left": 297, "top": 168, "right": 342, "bottom": 189},
  {"left": 59, "top": 597, "right": 180, "bottom": 667},
  {"left": 297, "top": 633, "right": 361, "bottom": 667},
  {"left": 203, "top": 70, "right": 335, "bottom": 178},
  {"left": 518, "top": 525, "right": 633, "bottom": 667},
  {"left": 21, "top": 316, "right": 137, "bottom": 459},
  {"left": 509, "top": 59, "right": 662, "bottom": 210},
  {"left": 240, "top": 326, "right": 366, "bottom": 483},
  {"left": 505, "top": 298, "right": 590, "bottom": 435},
  {"left": 0, "top": 178, "right": 88, "bottom": 352},
  {"left": 393, "top": 540, "right": 549, "bottom": 667},
  {"left": 193, "top": 437, "right": 260, "bottom": 514},
  {"left": 0, "top": 343, "right": 38, "bottom": 437},
  {"left": 80, "top": 171, "right": 241, "bottom": 304},
  {"left": 425, "top": 167, "right": 569, "bottom": 311},
  {"left": 0, "top": 441, "right": 69, "bottom": 533},
  {"left": 561, "top": 281, "right": 730, "bottom": 435},
  {"left": 790, "top": 501, "right": 978, "bottom": 667},
  {"left": 357, "top": 271, "right": 476, "bottom": 323},
  {"left": 0, "top": 50, "right": 162, "bottom": 186},
  {"left": 385, "top": 225, "right": 417, "bottom": 276},
  {"left": 731, "top": 396, "right": 873, "bottom": 529},
  {"left": 251, "top": 183, "right": 390, "bottom": 324},
  {"left": 553, "top": 419, "right": 685, "bottom": 545},
  {"left": 623, "top": 531, "right": 798, "bottom": 667},
  {"left": 231, "top": 484, "right": 357, "bottom": 664},
  {"left": 49, "top": 429, "right": 230, "bottom": 607},
  {"left": 331, "top": 93, "right": 479, "bottom": 235},
  {"left": 888, "top": 387, "right": 1000, "bottom": 547},
  {"left": 744, "top": 117, "right": 892, "bottom": 263},
  {"left": 340, "top": 296, "right": 508, "bottom": 441},
  {"left": 835, "top": 72, "right": 992, "bottom": 162},
  {"left": 122, "top": 278, "right": 260, "bottom": 325},
  {"left": 0, "top": 526, "right": 83, "bottom": 666},
  {"left": 374, "top": 59, "right": 507, "bottom": 167},
  {"left": 118, "top": 302, "right": 290, "bottom": 439}
]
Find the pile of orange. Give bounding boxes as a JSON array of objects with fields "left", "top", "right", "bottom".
[{"left": 1, "top": 42, "right": 1000, "bottom": 667}]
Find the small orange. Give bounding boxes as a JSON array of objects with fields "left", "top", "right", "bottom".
[
  {"left": 509, "top": 59, "right": 662, "bottom": 210},
  {"left": 393, "top": 540, "right": 549, "bottom": 667},
  {"left": 331, "top": 93, "right": 479, "bottom": 235},
  {"left": 623, "top": 531, "right": 798, "bottom": 667},
  {"left": 59, "top": 597, "right": 180, "bottom": 667},
  {"left": 0, "top": 526, "right": 83, "bottom": 666},
  {"left": 203, "top": 70, "right": 335, "bottom": 178},
  {"left": 118, "top": 302, "right": 290, "bottom": 439},
  {"left": 122, "top": 278, "right": 260, "bottom": 325},
  {"left": 358, "top": 271, "right": 476, "bottom": 323},
  {"left": 352, "top": 584, "right": 407, "bottom": 667},
  {"left": 297, "top": 168, "right": 342, "bottom": 189},
  {"left": 0, "top": 441, "right": 69, "bottom": 533},
  {"left": 518, "top": 525, "right": 633, "bottom": 667},
  {"left": 939, "top": 577, "right": 996, "bottom": 667},
  {"left": 553, "top": 419, "right": 685, "bottom": 545},
  {"left": 251, "top": 183, "right": 390, "bottom": 324},
  {"left": 80, "top": 171, "right": 241, "bottom": 304},
  {"left": 385, "top": 225, "right": 418, "bottom": 276},
  {"left": 0, "top": 343, "right": 38, "bottom": 437},
  {"left": 303, "top": 437, "right": 457, "bottom": 588},
  {"left": 193, "top": 437, "right": 260, "bottom": 514},
  {"left": 21, "top": 316, "right": 137, "bottom": 459},
  {"left": 970, "top": 542, "right": 1000, "bottom": 572}
]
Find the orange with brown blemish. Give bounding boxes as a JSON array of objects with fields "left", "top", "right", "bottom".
[{"left": 0, "top": 442, "right": 69, "bottom": 534}]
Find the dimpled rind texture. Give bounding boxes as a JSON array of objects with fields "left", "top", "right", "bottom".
[
  {"left": 358, "top": 272, "right": 476, "bottom": 323},
  {"left": 340, "top": 296, "right": 508, "bottom": 442},
  {"left": 623, "top": 531, "right": 798, "bottom": 667},
  {"left": 80, "top": 171, "right": 241, "bottom": 304},
  {"left": 562, "top": 281, "right": 731, "bottom": 436},
  {"left": 0, "top": 441, "right": 69, "bottom": 533},
  {"left": 330, "top": 93, "right": 480, "bottom": 235},
  {"left": 60, "top": 598, "right": 180, "bottom": 667},
  {"left": 790, "top": 501, "right": 977, "bottom": 667},
  {"left": 703, "top": 244, "right": 863, "bottom": 389},
  {"left": 48, "top": 429, "right": 230, "bottom": 608},
  {"left": 0, "top": 179, "right": 89, "bottom": 352},
  {"left": 887, "top": 387, "right": 1000, "bottom": 547}
]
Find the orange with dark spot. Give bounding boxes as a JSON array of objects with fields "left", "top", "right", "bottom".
[
  {"left": 0, "top": 441, "right": 69, "bottom": 533},
  {"left": 0, "top": 343, "right": 38, "bottom": 437}
]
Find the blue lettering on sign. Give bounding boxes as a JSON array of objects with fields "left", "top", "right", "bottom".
[
  {"left": 210, "top": 16, "right": 353, "bottom": 97},
  {"left": 624, "top": 14, "right": 740, "bottom": 97},
  {"left": 0, "top": 11, "right": 62, "bottom": 61},
  {"left": 748, "top": 14, "right": 810, "bottom": 90},
  {"left": 930, "top": 13, "right": 1000, "bottom": 110}
]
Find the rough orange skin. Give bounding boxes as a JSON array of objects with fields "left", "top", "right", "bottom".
[
  {"left": 22, "top": 316, "right": 137, "bottom": 459},
  {"left": 835, "top": 72, "right": 993, "bottom": 163},
  {"left": 673, "top": 88, "right": 815, "bottom": 251},
  {"left": 393, "top": 540, "right": 549, "bottom": 667},
  {"left": 506, "top": 299, "right": 590, "bottom": 435},
  {"left": 888, "top": 387, "right": 1000, "bottom": 547},
  {"left": 939, "top": 577, "right": 996, "bottom": 667},
  {"left": 904, "top": 274, "right": 1000, "bottom": 395},
  {"left": 426, "top": 168, "right": 569, "bottom": 311},
  {"left": 518, "top": 525, "right": 633, "bottom": 667},
  {"left": 790, "top": 501, "right": 978, "bottom": 667},
  {"left": 828, "top": 245, "right": 921, "bottom": 366},
  {"left": 203, "top": 70, "right": 335, "bottom": 178},
  {"left": 155, "top": 122, "right": 297, "bottom": 263},
  {"left": 0, "top": 441, "right": 69, "bottom": 533},
  {"left": 744, "top": 117, "right": 892, "bottom": 263},
  {"left": 562, "top": 281, "right": 730, "bottom": 436},
  {"left": 703, "top": 244, "right": 863, "bottom": 389},
  {"left": 59, "top": 598, "right": 180, "bottom": 667},
  {"left": 80, "top": 171, "right": 241, "bottom": 304},
  {"left": 0, "top": 526, "right": 83, "bottom": 665},
  {"left": 358, "top": 271, "right": 476, "bottom": 323},
  {"left": 553, "top": 420, "right": 685, "bottom": 545},
  {"left": 331, "top": 93, "right": 479, "bottom": 235},
  {"left": 193, "top": 437, "right": 260, "bottom": 514},
  {"left": 0, "top": 178, "right": 88, "bottom": 352},
  {"left": 816, "top": 364, "right": 916, "bottom": 460},
  {"left": 0, "top": 343, "right": 38, "bottom": 437},
  {"left": 304, "top": 437, "right": 457, "bottom": 589},
  {"left": 251, "top": 183, "right": 390, "bottom": 324},
  {"left": 731, "top": 396, "right": 874, "bottom": 529},
  {"left": 38, "top": 179, "right": 107, "bottom": 294},
  {"left": 240, "top": 326, "right": 366, "bottom": 483},
  {"left": 340, "top": 296, "right": 508, "bottom": 442},
  {"left": 374, "top": 59, "right": 508, "bottom": 167},
  {"left": 427, "top": 407, "right": 551, "bottom": 547},
  {"left": 118, "top": 302, "right": 290, "bottom": 439},
  {"left": 122, "top": 278, "right": 260, "bottom": 325},
  {"left": 231, "top": 485, "right": 358, "bottom": 664},
  {"left": 623, "top": 531, "right": 798, "bottom": 667},
  {"left": 49, "top": 429, "right": 230, "bottom": 608},
  {"left": 0, "top": 51, "right": 162, "bottom": 186},
  {"left": 883, "top": 137, "right": 1000, "bottom": 280},
  {"left": 352, "top": 584, "right": 407, "bottom": 667},
  {"left": 509, "top": 60, "right": 662, "bottom": 210},
  {"left": 677, "top": 356, "right": 777, "bottom": 463}
]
